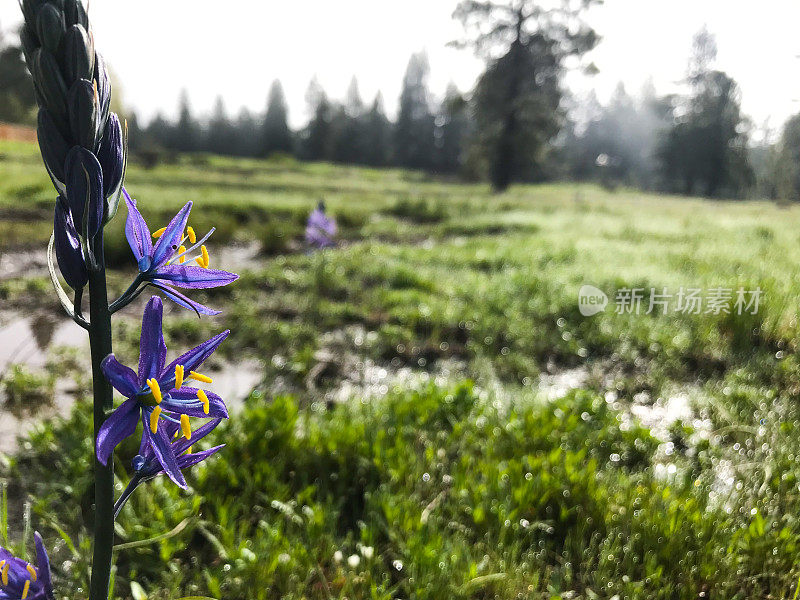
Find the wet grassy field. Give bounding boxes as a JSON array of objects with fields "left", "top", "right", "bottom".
[{"left": 1, "top": 139, "right": 800, "bottom": 598}]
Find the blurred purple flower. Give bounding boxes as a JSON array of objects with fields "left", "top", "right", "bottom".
[
  {"left": 305, "top": 201, "right": 337, "bottom": 249},
  {"left": 124, "top": 189, "right": 238, "bottom": 316},
  {"left": 0, "top": 533, "right": 53, "bottom": 600},
  {"left": 97, "top": 296, "right": 229, "bottom": 488}
]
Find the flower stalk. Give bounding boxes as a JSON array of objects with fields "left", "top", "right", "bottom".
[{"left": 86, "top": 231, "right": 114, "bottom": 600}]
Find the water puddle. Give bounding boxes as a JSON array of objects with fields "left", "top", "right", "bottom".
[
  {"left": 536, "top": 366, "right": 589, "bottom": 400},
  {"left": 0, "top": 309, "right": 264, "bottom": 453},
  {"left": 0, "top": 250, "right": 48, "bottom": 281}
]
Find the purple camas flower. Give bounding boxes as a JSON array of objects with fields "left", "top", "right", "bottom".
[
  {"left": 0, "top": 533, "right": 53, "bottom": 600},
  {"left": 132, "top": 418, "right": 225, "bottom": 482},
  {"left": 97, "top": 296, "right": 229, "bottom": 488},
  {"left": 305, "top": 201, "right": 337, "bottom": 249},
  {"left": 124, "top": 190, "right": 238, "bottom": 315}
]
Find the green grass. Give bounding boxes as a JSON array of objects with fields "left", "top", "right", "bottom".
[{"left": 1, "top": 140, "right": 800, "bottom": 598}]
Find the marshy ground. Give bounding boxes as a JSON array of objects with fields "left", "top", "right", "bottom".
[{"left": 1, "top": 140, "right": 799, "bottom": 598}]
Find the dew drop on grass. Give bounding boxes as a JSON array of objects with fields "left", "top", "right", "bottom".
[{"left": 392, "top": 560, "right": 404, "bottom": 571}]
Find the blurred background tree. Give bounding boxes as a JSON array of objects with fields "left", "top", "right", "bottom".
[
  {"left": 262, "top": 80, "right": 293, "bottom": 156},
  {"left": 0, "top": 26, "right": 36, "bottom": 124},
  {"left": 453, "top": 0, "right": 601, "bottom": 191},
  {"left": 656, "top": 28, "right": 753, "bottom": 197},
  {"left": 394, "top": 52, "right": 437, "bottom": 171}
]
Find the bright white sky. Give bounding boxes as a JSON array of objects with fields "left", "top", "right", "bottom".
[{"left": 1, "top": 0, "right": 799, "bottom": 135}]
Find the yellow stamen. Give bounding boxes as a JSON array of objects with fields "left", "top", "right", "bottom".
[
  {"left": 150, "top": 406, "right": 162, "bottom": 433},
  {"left": 1, "top": 563, "right": 8, "bottom": 586},
  {"left": 22, "top": 579, "right": 30, "bottom": 599},
  {"left": 197, "top": 389, "right": 210, "bottom": 415},
  {"left": 180, "top": 414, "right": 192, "bottom": 440},
  {"left": 146, "top": 378, "right": 162, "bottom": 404},
  {"left": 201, "top": 245, "right": 210, "bottom": 268},
  {"left": 189, "top": 371, "right": 213, "bottom": 384},
  {"left": 195, "top": 256, "right": 205, "bottom": 267},
  {"left": 186, "top": 226, "right": 197, "bottom": 244},
  {"left": 26, "top": 564, "right": 37, "bottom": 582},
  {"left": 175, "top": 365, "right": 184, "bottom": 390},
  {"left": 152, "top": 226, "right": 167, "bottom": 238},
  {"left": 187, "top": 445, "right": 193, "bottom": 454},
  {"left": 177, "top": 245, "right": 187, "bottom": 264}
]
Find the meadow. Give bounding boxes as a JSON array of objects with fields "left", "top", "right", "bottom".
[{"left": 1, "top": 139, "right": 800, "bottom": 599}]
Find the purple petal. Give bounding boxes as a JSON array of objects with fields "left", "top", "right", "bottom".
[
  {"left": 152, "top": 283, "right": 221, "bottom": 316},
  {"left": 143, "top": 412, "right": 187, "bottom": 488},
  {"left": 151, "top": 202, "right": 192, "bottom": 268},
  {"left": 100, "top": 354, "right": 140, "bottom": 397},
  {"left": 96, "top": 398, "right": 140, "bottom": 466},
  {"left": 124, "top": 189, "right": 153, "bottom": 264},
  {"left": 34, "top": 532, "right": 52, "bottom": 594},
  {"left": 162, "top": 388, "right": 228, "bottom": 419},
  {"left": 138, "top": 296, "right": 167, "bottom": 386},
  {"left": 153, "top": 265, "right": 238, "bottom": 289},
  {"left": 176, "top": 445, "right": 225, "bottom": 470},
  {"left": 163, "top": 329, "right": 229, "bottom": 377},
  {"left": 172, "top": 418, "right": 222, "bottom": 455}
]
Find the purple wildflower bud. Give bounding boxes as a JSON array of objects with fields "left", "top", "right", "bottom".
[
  {"left": 97, "top": 296, "right": 230, "bottom": 488},
  {"left": 65, "top": 146, "right": 104, "bottom": 240},
  {"left": 0, "top": 532, "right": 54, "bottom": 600},
  {"left": 98, "top": 113, "right": 124, "bottom": 200},
  {"left": 36, "top": 108, "right": 70, "bottom": 187},
  {"left": 35, "top": 2, "right": 64, "bottom": 55},
  {"left": 32, "top": 48, "right": 68, "bottom": 121},
  {"left": 54, "top": 197, "right": 87, "bottom": 289},
  {"left": 123, "top": 190, "right": 238, "bottom": 315},
  {"left": 64, "top": 24, "right": 94, "bottom": 83},
  {"left": 63, "top": 0, "right": 89, "bottom": 29},
  {"left": 67, "top": 78, "right": 99, "bottom": 150},
  {"left": 94, "top": 54, "right": 112, "bottom": 130}
]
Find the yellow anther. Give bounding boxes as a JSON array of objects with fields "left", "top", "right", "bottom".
[
  {"left": 197, "top": 389, "right": 210, "bottom": 415},
  {"left": 201, "top": 245, "right": 210, "bottom": 268},
  {"left": 177, "top": 245, "right": 187, "bottom": 264},
  {"left": 152, "top": 226, "right": 167, "bottom": 238},
  {"left": 22, "top": 579, "right": 30, "bottom": 599},
  {"left": 175, "top": 365, "right": 184, "bottom": 390},
  {"left": 146, "top": 378, "right": 162, "bottom": 404},
  {"left": 187, "top": 445, "right": 193, "bottom": 454},
  {"left": 180, "top": 414, "right": 192, "bottom": 440},
  {"left": 1, "top": 563, "right": 8, "bottom": 586},
  {"left": 189, "top": 371, "right": 213, "bottom": 384},
  {"left": 26, "top": 564, "right": 37, "bottom": 582},
  {"left": 186, "top": 226, "right": 197, "bottom": 244},
  {"left": 195, "top": 257, "right": 205, "bottom": 267},
  {"left": 150, "top": 406, "right": 162, "bottom": 434}
]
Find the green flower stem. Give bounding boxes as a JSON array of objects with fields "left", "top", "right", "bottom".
[{"left": 87, "top": 230, "right": 115, "bottom": 600}]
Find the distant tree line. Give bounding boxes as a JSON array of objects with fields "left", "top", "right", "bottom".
[{"left": 126, "top": 53, "right": 471, "bottom": 177}]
